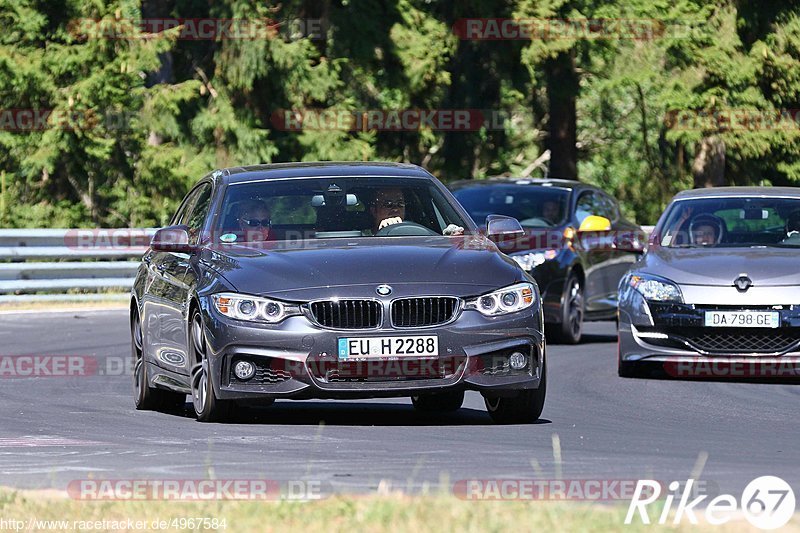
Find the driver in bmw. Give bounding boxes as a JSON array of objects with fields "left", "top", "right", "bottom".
[
  {"left": 370, "top": 187, "right": 407, "bottom": 232},
  {"left": 369, "top": 188, "right": 464, "bottom": 236}
]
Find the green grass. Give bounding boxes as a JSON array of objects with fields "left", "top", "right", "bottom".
[{"left": 0, "top": 489, "right": 793, "bottom": 532}]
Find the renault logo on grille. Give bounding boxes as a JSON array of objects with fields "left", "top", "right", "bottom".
[
  {"left": 376, "top": 284, "right": 392, "bottom": 296},
  {"left": 734, "top": 274, "right": 753, "bottom": 292}
]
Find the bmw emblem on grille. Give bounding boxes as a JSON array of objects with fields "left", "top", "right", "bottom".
[
  {"left": 376, "top": 284, "right": 392, "bottom": 296},
  {"left": 734, "top": 274, "right": 753, "bottom": 292}
]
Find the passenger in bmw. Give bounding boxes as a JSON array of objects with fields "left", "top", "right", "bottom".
[{"left": 236, "top": 200, "right": 273, "bottom": 242}]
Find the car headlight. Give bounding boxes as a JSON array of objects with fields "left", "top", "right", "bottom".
[
  {"left": 212, "top": 293, "right": 302, "bottom": 323},
  {"left": 512, "top": 250, "right": 558, "bottom": 271},
  {"left": 466, "top": 282, "right": 536, "bottom": 316},
  {"left": 628, "top": 274, "right": 683, "bottom": 303}
]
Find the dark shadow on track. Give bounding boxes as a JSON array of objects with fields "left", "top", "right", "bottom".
[
  {"left": 546, "top": 333, "right": 616, "bottom": 345},
  {"left": 578, "top": 332, "right": 617, "bottom": 344},
  {"left": 166, "top": 402, "right": 553, "bottom": 426}
]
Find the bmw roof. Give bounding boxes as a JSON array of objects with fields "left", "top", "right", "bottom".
[{"left": 215, "top": 162, "right": 433, "bottom": 184}]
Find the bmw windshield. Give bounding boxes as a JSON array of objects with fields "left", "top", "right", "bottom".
[
  {"left": 215, "top": 177, "right": 472, "bottom": 242},
  {"left": 659, "top": 197, "right": 800, "bottom": 248}
]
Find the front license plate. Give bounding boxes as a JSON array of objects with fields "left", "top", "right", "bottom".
[
  {"left": 704, "top": 311, "right": 780, "bottom": 328},
  {"left": 338, "top": 336, "right": 438, "bottom": 359}
]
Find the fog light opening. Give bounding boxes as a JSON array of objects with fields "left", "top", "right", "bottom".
[
  {"left": 234, "top": 360, "right": 256, "bottom": 381},
  {"left": 508, "top": 351, "right": 527, "bottom": 370}
]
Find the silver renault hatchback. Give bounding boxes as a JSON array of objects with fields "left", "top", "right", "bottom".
[{"left": 618, "top": 187, "right": 800, "bottom": 380}]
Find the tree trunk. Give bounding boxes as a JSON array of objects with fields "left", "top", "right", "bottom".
[
  {"left": 142, "top": 0, "right": 175, "bottom": 147},
  {"left": 544, "top": 51, "right": 579, "bottom": 180},
  {"left": 692, "top": 136, "right": 726, "bottom": 188}
]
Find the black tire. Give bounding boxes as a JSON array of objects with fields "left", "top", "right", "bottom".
[
  {"left": 189, "top": 310, "right": 233, "bottom": 422},
  {"left": 411, "top": 391, "right": 465, "bottom": 412},
  {"left": 132, "top": 310, "right": 186, "bottom": 411},
  {"left": 553, "top": 273, "right": 584, "bottom": 344},
  {"left": 483, "top": 362, "right": 546, "bottom": 424},
  {"left": 618, "top": 360, "right": 638, "bottom": 378}
]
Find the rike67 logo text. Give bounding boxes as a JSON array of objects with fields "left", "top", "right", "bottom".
[{"left": 626, "top": 476, "right": 795, "bottom": 530}]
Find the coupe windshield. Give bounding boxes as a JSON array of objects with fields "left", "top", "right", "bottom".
[
  {"left": 216, "top": 177, "right": 470, "bottom": 242},
  {"left": 453, "top": 185, "right": 569, "bottom": 227},
  {"left": 660, "top": 197, "right": 800, "bottom": 248}
]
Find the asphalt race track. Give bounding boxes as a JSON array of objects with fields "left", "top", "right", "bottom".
[{"left": 1, "top": 309, "right": 798, "bottom": 499}]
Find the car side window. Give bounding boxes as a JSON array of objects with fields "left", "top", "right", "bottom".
[
  {"left": 185, "top": 183, "right": 213, "bottom": 245},
  {"left": 595, "top": 194, "right": 618, "bottom": 222},
  {"left": 171, "top": 189, "right": 200, "bottom": 227},
  {"left": 575, "top": 191, "right": 595, "bottom": 224}
]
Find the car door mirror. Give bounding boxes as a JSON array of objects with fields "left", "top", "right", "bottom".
[
  {"left": 578, "top": 215, "right": 611, "bottom": 232},
  {"left": 486, "top": 214, "right": 525, "bottom": 237},
  {"left": 151, "top": 225, "right": 194, "bottom": 253},
  {"left": 613, "top": 229, "right": 648, "bottom": 253}
]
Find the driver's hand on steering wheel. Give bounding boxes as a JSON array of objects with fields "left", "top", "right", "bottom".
[{"left": 378, "top": 217, "right": 403, "bottom": 230}]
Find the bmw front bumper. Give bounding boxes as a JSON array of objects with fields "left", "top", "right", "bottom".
[{"left": 200, "top": 302, "right": 545, "bottom": 401}]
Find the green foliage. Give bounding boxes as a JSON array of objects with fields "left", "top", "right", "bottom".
[{"left": 2, "top": 0, "right": 800, "bottom": 228}]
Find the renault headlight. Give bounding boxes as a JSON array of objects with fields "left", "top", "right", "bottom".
[
  {"left": 628, "top": 274, "right": 683, "bottom": 303},
  {"left": 466, "top": 282, "right": 536, "bottom": 316},
  {"left": 512, "top": 249, "right": 558, "bottom": 271},
  {"left": 212, "top": 293, "right": 302, "bottom": 323}
]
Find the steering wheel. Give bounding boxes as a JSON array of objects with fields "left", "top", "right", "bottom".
[{"left": 374, "top": 221, "right": 439, "bottom": 237}]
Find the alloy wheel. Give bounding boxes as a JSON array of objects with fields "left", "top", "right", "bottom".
[
  {"left": 191, "top": 315, "right": 209, "bottom": 415},
  {"left": 567, "top": 278, "right": 584, "bottom": 338},
  {"left": 132, "top": 314, "right": 144, "bottom": 399}
]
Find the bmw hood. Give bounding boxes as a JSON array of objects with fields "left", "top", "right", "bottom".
[
  {"left": 639, "top": 247, "right": 800, "bottom": 287},
  {"left": 200, "top": 236, "right": 524, "bottom": 300}
]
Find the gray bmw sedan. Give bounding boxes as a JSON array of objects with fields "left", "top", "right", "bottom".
[
  {"left": 618, "top": 187, "right": 800, "bottom": 380},
  {"left": 131, "top": 162, "right": 546, "bottom": 423}
]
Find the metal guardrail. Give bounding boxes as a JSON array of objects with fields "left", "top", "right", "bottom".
[{"left": 0, "top": 228, "right": 153, "bottom": 298}]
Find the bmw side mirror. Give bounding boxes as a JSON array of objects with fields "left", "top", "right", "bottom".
[
  {"left": 151, "top": 225, "right": 195, "bottom": 253},
  {"left": 486, "top": 214, "right": 525, "bottom": 237}
]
